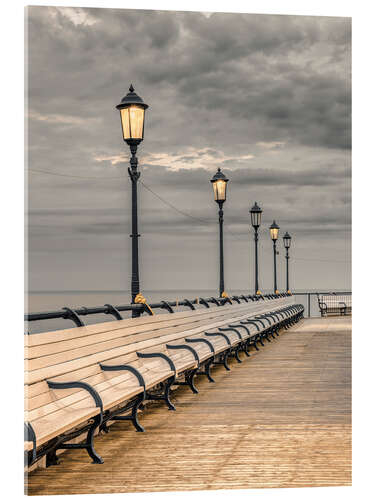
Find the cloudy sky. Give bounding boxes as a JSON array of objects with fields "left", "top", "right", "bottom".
[{"left": 26, "top": 6, "right": 351, "bottom": 295}]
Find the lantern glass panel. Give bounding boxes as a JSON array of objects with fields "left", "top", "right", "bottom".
[
  {"left": 270, "top": 227, "right": 279, "bottom": 240},
  {"left": 251, "top": 211, "right": 261, "bottom": 227},
  {"left": 284, "top": 236, "right": 291, "bottom": 248},
  {"left": 120, "top": 105, "right": 145, "bottom": 140},
  {"left": 213, "top": 179, "right": 227, "bottom": 202}
]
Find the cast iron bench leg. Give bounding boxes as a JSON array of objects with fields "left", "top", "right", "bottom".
[
  {"left": 54, "top": 414, "right": 104, "bottom": 465},
  {"left": 252, "top": 338, "right": 260, "bottom": 350},
  {"left": 196, "top": 356, "right": 215, "bottom": 383},
  {"left": 234, "top": 344, "right": 242, "bottom": 363},
  {"left": 46, "top": 442, "right": 60, "bottom": 467},
  {"left": 204, "top": 357, "right": 215, "bottom": 382},
  {"left": 213, "top": 350, "right": 231, "bottom": 371},
  {"left": 187, "top": 368, "right": 199, "bottom": 394},
  {"left": 164, "top": 376, "right": 177, "bottom": 410},
  {"left": 85, "top": 415, "right": 104, "bottom": 464},
  {"left": 108, "top": 393, "right": 146, "bottom": 432},
  {"left": 241, "top": 340, "right": 250, "bottom": 357},
  {"left": 146, "top": 376, "right": 176, "bottom": 411},
  {"left": 223, "top": 350, "right": 231, "bottom": 370},
  {"left": 173, "top": 368, "right": 199, "bottom": 394}
]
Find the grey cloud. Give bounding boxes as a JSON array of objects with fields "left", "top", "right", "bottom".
[
  {"left": 26, "top": 7, "right": 351, "bottom": 293},
  {"left": 140, "top": 163, "right": 350, "bottom": 189}
]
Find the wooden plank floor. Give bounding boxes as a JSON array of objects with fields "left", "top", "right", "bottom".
[{"left": 26, "top": 317, "right": 351, "bottom": 495}]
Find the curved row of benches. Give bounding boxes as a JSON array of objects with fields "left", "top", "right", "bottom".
[{"left": 25, "top": 297, "right": 304, "bottom": 467}]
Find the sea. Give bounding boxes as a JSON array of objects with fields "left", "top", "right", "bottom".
[{"left": 26, "top": 289, "right": 350, "bottom": 333}]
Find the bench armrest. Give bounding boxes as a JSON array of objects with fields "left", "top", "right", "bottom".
[
  {"left": 185, "top": 337, "right": 215, "bottom": 353},
  {"left": 137, "top": 352, "right": 176, "bottom": 373},
  {"left": 241, "top": 319, "right": 263, "bottom": 331},
  {"left": 166, "top": 344, "right": 200, "bottom": 363},
  {"left": 205, "top": 331, "right": 231, "bottom": 345},
  {"left": 228, "top": 323, "right": 250, "bottom": 335},
  {"left": 182, "top": 299, "right": 195, "bottom": 310},
  {"left": 255, "top": 315, "right": 272, "bottom": 326},
  {"left": 263, "top": 313, "right": 279, "bottom": 323},
  {"left": 100, "top": 363, "right": 146, "bottom": 390},
  {"left": 219, "top": 327, "right": 243, "bottom": 339},
  {"left": 252, "top": 317, "right": 267, "bottom": 328},
  {"left": 210, "top": 297, "right": 221, "bottom": 306},
  {"left": 160, "top": 301, "right": 174, "bottom": 314},
  {"left": 46, "top": 380, "right": 103, "bottom": 417},
  {"left": 198, "top": 297, "right": 210, "bottom": 308}
]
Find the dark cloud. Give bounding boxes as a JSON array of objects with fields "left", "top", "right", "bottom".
[{"left": 26, "top": 7, "right": 351, "bottom": 294}]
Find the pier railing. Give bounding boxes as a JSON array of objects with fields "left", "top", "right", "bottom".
[{"left": 25, "top": 293, "right": 290, "bottom": 330}]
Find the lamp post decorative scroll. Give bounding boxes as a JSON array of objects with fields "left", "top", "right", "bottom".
[
  {"left": 116, "top": 85, "right": 149, "bottom": 317},
  {"left": 269, "top": 220, "right": 280, "bottom": 294},
  {"left": 283, "top": 231, "right": 292, "bottom": 294},
  {"left": 210, "top": 168, "right": 229, "bottom": 298},
  {"left": 250, "top": 202, "right": 262, "bottom": 295}
]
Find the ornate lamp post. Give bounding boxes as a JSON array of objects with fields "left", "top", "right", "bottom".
[
  {"left": 269, "top": 220, "right": 280, "bottom": 294},
  {"left": 283, "top": 232, "right": 292, "bottom": 294},
  {"left": 210, "top": 168, "right": 229, "bottom": 297},
  {"left": 116, "top": 85, "right": 149, "bottom": 316},
  {"left": 250, "top": 202, "right": 262, "bottom": 295}
]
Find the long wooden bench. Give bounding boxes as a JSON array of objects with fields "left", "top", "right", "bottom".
[{"left": 25, "top": 296, "right": 304, "bottom": 467}]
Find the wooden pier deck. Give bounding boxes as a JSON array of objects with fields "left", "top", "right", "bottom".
[{"left": 26, "top": 317, "right": 351, "bottom": 495}]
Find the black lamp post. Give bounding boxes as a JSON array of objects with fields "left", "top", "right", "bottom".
[
  {"left": 283, "top": 232, "right": 292, "bottom": 293},
  {"left": 250, "top": 202, "right": 262, "bottom": 295},
  {"left": 116, "top": 85, "right": 149, "bottom": 316},
  {"left": 210, "top": 168, "right": 229, "bottom": 297},
  {"left": 269, "top": 220, "right": 280, "bottom": 294}
]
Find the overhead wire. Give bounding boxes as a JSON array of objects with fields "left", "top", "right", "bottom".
[
  {"left": 27, "top": 168, "right": 350, "bottom": 264},
  {"left": 28, "top": 168, "right": 124, "bottom": 180}
]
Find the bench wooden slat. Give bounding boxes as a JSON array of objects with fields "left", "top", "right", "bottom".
[
  {"left": 26, "top": 299, "right": 291, "bottom": 350},
  {"left": 25, "top": 353, "right": 139, "bottom": 399},
  {"left": 25, "top": 304, "right": 277, "bottom": 385},
  {"left": 25, "top": 306, "right": 267, "bottom": 383},
  {"left": 25, "top": 303, "right": 253, "bottom": 347},
  {"left": 25, "top": 308, "right": 248, "bottom": 370},
  {"left": 25, "top": 303, "right": 257, "bottom": 359}
]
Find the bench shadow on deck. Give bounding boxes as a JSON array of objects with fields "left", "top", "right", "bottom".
[{"left": 26, "top": 317, "right": 351, "bottom": 495}]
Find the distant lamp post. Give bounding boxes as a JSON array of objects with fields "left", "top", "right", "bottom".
[
  {"left": 116, "top": 84, "right": 149, "bottom": 316},
  {"left": 269, "top": 220, "right": 280, "bottom": 294},
  {"left": 283, "top": 232, "right": 292, "bottom": 294},
  {"left": 210, "top": 168, "right": 229, "bottom": 297},
  {"left": 250, "top": 202, "right": 262, "bottom": 295}
]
